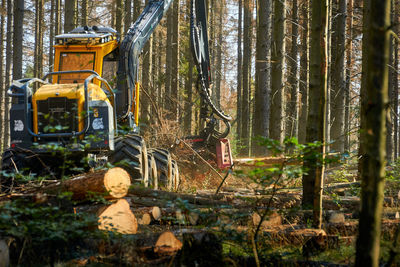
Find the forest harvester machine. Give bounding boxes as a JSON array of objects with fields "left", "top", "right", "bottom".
[{"left": 1, "top": 0, "right": 232, "bottom": 191}]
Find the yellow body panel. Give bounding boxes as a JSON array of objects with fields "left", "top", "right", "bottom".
[{"left": 32, "top": 83, "right": 110, "bottom": 136}]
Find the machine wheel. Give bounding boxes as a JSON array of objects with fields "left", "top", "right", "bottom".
[
  {"left": 147, "top": 153, "right": 158, "bottom": 189},
  {"left": 151, "top": 148, "right": 173, "bottom": 190},
  {"left": 171, "top": 160, "right": 180, "bottom": 191},
  {"left": 109, "top": 134, "right": 148, "bottom": 185}
]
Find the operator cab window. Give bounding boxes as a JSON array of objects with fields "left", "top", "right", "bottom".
[
  {"left": 58, "top": 52, "right": 96, "bottom": 84},
  {"left": 102, "top": 51, "right": 118, "bottom": 88}
]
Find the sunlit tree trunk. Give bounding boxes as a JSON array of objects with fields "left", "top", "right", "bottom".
[
  {"left": 298, "top": 0, "right": 309, "bottom": 144},
  {"left": 344, "top": 0, "right": 353, "bottom": 152},
  {"left": 302, "top": 0, "right": 328, "bottom": 229},
  {"left": 64, "top": 0, "right": 77, "bottom": 33},
  {"left": 355, "top": 0, "right": 390, "bottom": 265},
  {"left": 252, "top": 0, "right": 271, "bottom": 156},
  {"left": 236, "top": 0, "right": 242, "bottom": 145},
  {"left": 269, "top": 0, "right": 286, "bottom": 144}
]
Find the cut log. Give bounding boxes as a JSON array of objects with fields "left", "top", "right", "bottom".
[
  {"left": 152, "top": 206, "right": 162, "bottom": 221},
  {"left": 252, "top": 211, "right": 282, "bottom": 228},
  {"left": 154, "top": 231, "right": 182, "bottom": 254},
  {"left": 139, "top": 213, "right": 152, "bottom": 225},
  {"left": 43, "top": 167, "right": 131, "bottom": 200},
  {"left": 98, "top": 199, "right": 138, "bottom": 234}
]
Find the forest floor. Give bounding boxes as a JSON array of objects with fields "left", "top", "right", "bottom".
[{"left": 1, "top": 147, "right": 400, "bottom": 266}]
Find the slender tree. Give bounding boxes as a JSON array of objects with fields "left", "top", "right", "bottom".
[
  {"left": 302, "top": 0, "right": 328, "bottom": 229},
  {"left": 171, "top": 0, "right": 180, "bottom": 120},
  {"left": 13, "top": 0, "right": 23, "bottom": 79},
  {"left": 0, "top": 0, "right": 5, "bottom": 152},
  {"left": 142, "top": 0, "right": 152, "bottom": 126},
  {"left": 81, "top": 0, "right": 88, "bottom": 26},
  {"left": 252, "top": 0, "right": 271, "bottom": 155},
  {"left": 115, "top": 0, "right": 123, "bottom": 35},
  {"left": 269, "top": 0, "right": 286, "bottom": 144},
  {"left": 125, "top": 0, "right": 132, "bottom": 32},
  {"left": 239, "top": 0, "right": 252, "bottom": 155},
  {"left": 286, "top": 0, "right": 299, "bottom": 139},
  {"left": 236, "top": 0, "right": 242, "bottom": 144},
  {"left": 355, "top": 0, "right": 390, "bottom": 265},
  {"left": 64, "top": 0, "right": 77, "bottom": 33},
  {"left": 330, "top": 0, "right": 346, "bottom": 153},
  {"left": 344, "top": 0, "right": 353, "bottom": 152},
  {"left": 298, "top": 0, "right": 309, "bottom": 144}
]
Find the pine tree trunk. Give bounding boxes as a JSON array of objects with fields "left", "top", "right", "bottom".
[
  {"left": 124, "top": 0, "right": 132, "bottom": 32},
  {"left": 330, "top": 0, "right": 346, "bottom": 153},
  {"left": 355, "top": 0, "right": 390, "bottom": 265},
  {"left": 133, "top": 0, "right": 141, "bottom": 23},
  {"left": 171, "top": 0, "right": 180, "bottom": 120},
  {"left": 393, "top": 1, "right": 399, "bottom": 160},
  {"left": 64, "top": 0, "right": 77, "bottom": 33},
  {"left": 286, "top": 0, "right": 299, "bottom": 139},
  {"left": 236, "top": 0, "right": 242, "bottom": 145},
  {"left": 81, "top": 0, "right": 88, "bottom": 26},
  {"left": 183, "top": 0, "right": 193, "bottom": 134},
  {"left": 252, "top": 0, "right": 271, "bottom": 156},
  {"left": 302, "top": 0, "right": 328, "bottom": 229},
  {"left": 0, "top": 0, "right": 4, "bottom": 153},
  {"left": 115, "top": 0, "right": 123, "bottom": 35},
  {"left": 142, "top": 0, "right": 152, "bottom": 127},
  {"left": 3, "top": 0, "right": 12, "bottom": 151},
  {"left": 165, "top": 7, "right": 173, "bottom": 112},
  {"left": 239, "top": 0, "right": 252, "bottom": 156},
  {"left": 37, "top": 0, "right": 44, "bottom": 78},
  {"left": 49, "top": 0, "right": 55, "bottom": 73},
  {"left": 298, "top": 0, "right": 309, "bottom": 144},
  {"left": 55, "top": 0, "right": 61, "bottom": 35},
  {"left": 269, "top": 0, "right": 286, "bottom": 144},
  {"left": 12, "top": 0, "right": 23, "bottom": 79},
  {"left": 344, "top": 0, "right": 353, "bottom": 152},
  {"left": 215, "top": 1, "right": 223, "bottom": 110}
]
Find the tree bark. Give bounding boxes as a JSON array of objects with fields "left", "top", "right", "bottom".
[
  {"left": 81, "top": 0, "right": 88, "bottom": 26},
  {"left": 286, "top": 0, "right": 299, "bottom": 139},
  {"left": 42, "top": 167, "right": 131, "bottom": 200},
  {"left": 344, "top": 0, "right": 353, "bottom": 152},
  {"left": 64, "top": 0, "right": 77, "bottom": 33},
  {"left": 0, "top": 0, "right": 5, "bottom": 153},
  {"left": 12, "top": 0, "right": 23, "bottom": 79},
  {"left": 171, "top": 0, "right": 180, "bottom": 120},
  {"left": 34, "top": 0, "right": 44, "bottom": 78},
  {"left": 236, "top": 0, "right": 242, "bottom": 145},
  {"left": 214, "top": 1, "right": 223, "bottom": 110},
  {"left": 269, "top": 0, "right": 286, "bottom": 144},
  {"left": 330, "top": 0, "right": 346, "bottom": 153},
  {"left": 393, "top": 0, "right": 399, "bottom": 160},
  {"left": 252, "top": 0, "right": 271, "bottom": 156},
  {"left": 115, "top": 0, "right": 123, "bottom": 35},
  {"left": 3, "top": 0, "right": 12, "bottom": 151},
  {"left": 355, "top": 0, "right": 390, "bottom": 265},
  {"left": 124, "top": 0, "right": 132, "bottom": 33},
  {"left": 298, "top": 0, "right": 309, "bottom": 144},
  {"left": 302, "top": 0, "right": 328, "bottom": 229},
  {"left": 239, "top": 0, "right": 253, "bottom": 156}
]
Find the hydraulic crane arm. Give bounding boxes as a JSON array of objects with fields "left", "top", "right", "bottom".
[
  {"left": 117, "top": 0, "right": 231, "bottom": 139},
  {"left": 116, "top": 0, "right": 174, "bottom": 121}
]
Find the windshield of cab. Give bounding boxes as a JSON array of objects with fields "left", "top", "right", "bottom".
[{"left": 58, "top": 52, "right": 95, "bottom": 84}]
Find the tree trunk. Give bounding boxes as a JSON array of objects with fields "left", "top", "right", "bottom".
[
  {"left": 302, "top": 0, "right": 328, "bottom": 229},
  {"left": 393, "top": 0, "right": 399, "bottom": 160},
  {"left": 298, "top": 0, "right": 309, "bottom": 144},
  {"left": 269, "top": 0, "right": 286, "bottom": 144},
  {"left": 115, "top": 0, "right": 123, "bottom": 35},
  {"left": 0, "top": 0, "right": 4, "bottom": 154},
  {"left": 330, "top": 0, "right": 346, "bottom": 153},
  {"left": 34, "top": 0, "right": 44, "bottom": 78},
  {"left": 184, "top": 0, "right": 193, "bottom": 134},
  {"left": 165, "top": 7, "right": 173, "bottom": 112},
  {"left": 239, "top": 0, "right": 252, "bottom": 156},
  {"left": 355, "top": 0, "right": 390, "bottom": 265},
  {"left": 344, "top": 0, "right": 353, "bottom": 152},
  {"left": 3, "top": 0, "right": 12, "bottom": 151},
  {"left": 64, "top": 0, "right": 76, "bottom": 33},
  {"left": 133, "top": 0, "right": 141, "bottom": 22},
  {"left": 49, "top": 0, "right": 55, "bottom": 73},
  {"left": 12, "top": 0, "right": 23, "bottom": 79},
  {"left": 55, "top": 0, "right": 61, "bottom": 35},
  {"left": 81, "top": 0, "right": 88, "bottom": 26},
  {"left": 236, "top": 0, "right": 242, "bottom": 145},
  {"left": 124, "top": 0, "right": 132, "bottom": 33},
  {"left": 142, "top": 0, "right": 152, "bottom": 127},
  {"left": 42, "top": 167, "right": 131, "bottom": 200},
  {"left": 214, "top": 1, "right": 223, "bottom": 110},
  {"left": 286, "top": 0, "right": 299, "bottom": 139},
  {"left": 171, "top": 0, "right": 180, "bottom": 120},
  {"left": 252, "top": 0, "right": 271, "bottom": 156}
]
